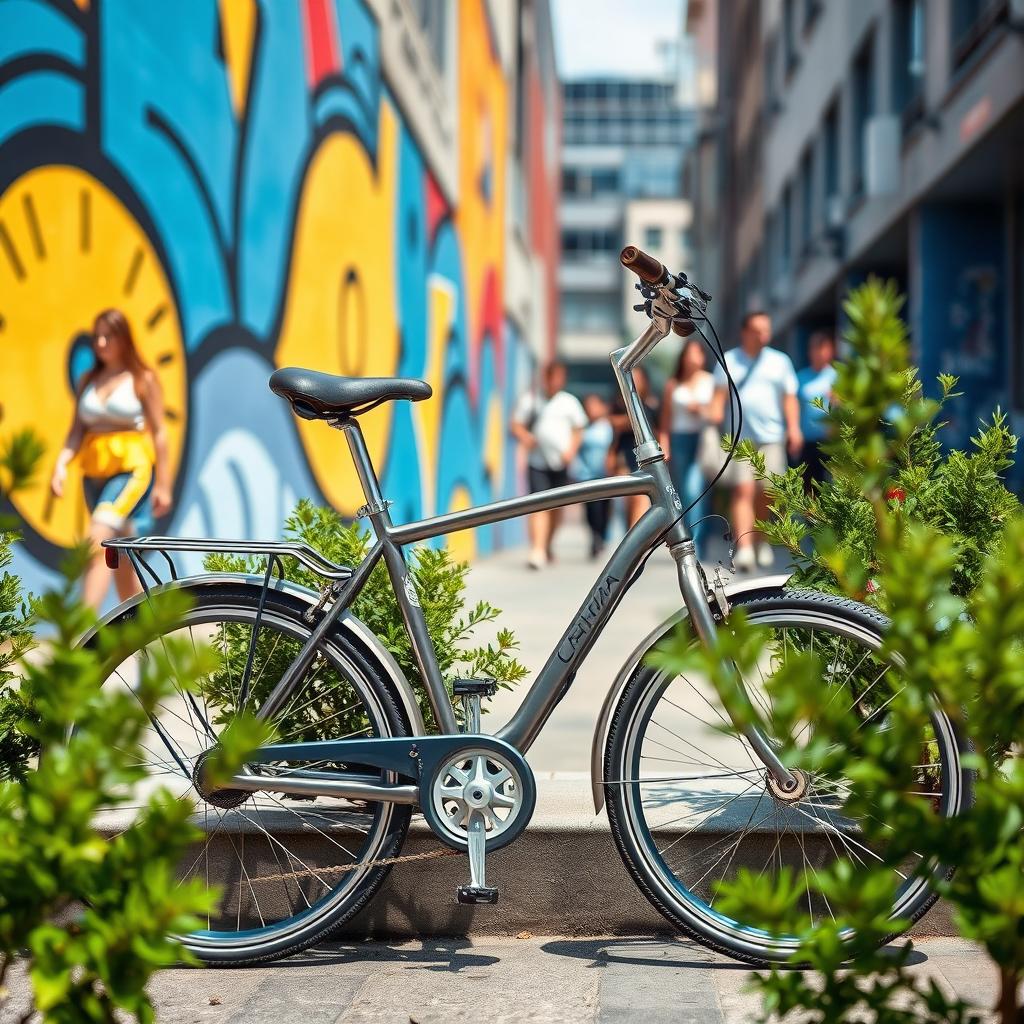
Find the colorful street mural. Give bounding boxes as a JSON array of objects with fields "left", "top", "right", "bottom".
[{"left": 0, "top": 0, "right": 557, "bottom": 593}]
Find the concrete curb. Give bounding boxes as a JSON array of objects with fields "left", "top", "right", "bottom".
[
  {"left": 336, "top": 774, "right": 956, "bottom": 939},
  {"left": 110, "top": 774, "right": 955, "bottom": 940}
]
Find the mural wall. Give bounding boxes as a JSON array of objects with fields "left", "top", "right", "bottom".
[{"left": 0, "top": 0, "right": 557, "bottom": 592}]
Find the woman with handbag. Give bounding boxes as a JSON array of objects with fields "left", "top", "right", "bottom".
[{"left": 659, "top": 339, "right": 714, "bottom": 559}]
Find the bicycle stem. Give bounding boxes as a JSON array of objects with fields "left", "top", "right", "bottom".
[{"left": 671, "top": 540, "right": 799, "bottom": 792}]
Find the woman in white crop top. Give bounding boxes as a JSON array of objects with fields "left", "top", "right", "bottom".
[
  {"left": 659, "top": 339, "right": 714, "bottom": 558},
  {"left": 50, "top": 309, "right": 171, "bottom": 609}
]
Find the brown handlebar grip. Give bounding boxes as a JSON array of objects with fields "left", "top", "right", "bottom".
[{"left": 620, "top": 245, "right": 668, "bottom": 285}]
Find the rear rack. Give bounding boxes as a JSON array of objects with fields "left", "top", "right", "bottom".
[{"left": 102, "top": 535, "right": 354, "bottom": 591}]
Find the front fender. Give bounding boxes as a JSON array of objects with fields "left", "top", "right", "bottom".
[
  {"left": 77, "top": 572, "right": 428, "bottom": 737},
  {"left": 590, "top": 572, "right": 791, "bottom": 812}
]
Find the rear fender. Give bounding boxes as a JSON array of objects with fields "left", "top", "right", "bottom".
[
  {"left": 77, "top": 572, "right": 428, "bottom": 736},
  {"left": 590, "top": 573, "right": 790, "bottom": 812}
]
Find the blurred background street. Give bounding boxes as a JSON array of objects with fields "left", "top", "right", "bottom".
[{"left": 3, "top": 0, "right": 1022, "bottom": 595}]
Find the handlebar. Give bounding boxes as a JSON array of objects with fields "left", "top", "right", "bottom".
[
  {"left": 620, "top": 245, "right": 668, "bottom": 285},
  {"left": 614, "top": 244, "right": 713, "bottom": 461},
  {"left": 620, "top": 244, "right": 702, "bottom": 339}
]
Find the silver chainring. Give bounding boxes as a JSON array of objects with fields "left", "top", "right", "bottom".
[{"left": 429, "top": 747, "right": 529, "bottom": 849}]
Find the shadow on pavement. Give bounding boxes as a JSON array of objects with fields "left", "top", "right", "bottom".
[
  {"left": 541, "top": 936, "right": 750, "bottom": 971},
  {"left": 281, "top": 938, "right": 500, "bottom": 972},
  {"left": 540, "top": 936, "right": 928, "bottom": 971}
]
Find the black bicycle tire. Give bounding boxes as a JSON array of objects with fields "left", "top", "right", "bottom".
[
  {"left": 604, "top": 589, "right": 972, "bottom": 966},
  {"left": 84, "top": 583, "right": 414, "bottom": 966}
]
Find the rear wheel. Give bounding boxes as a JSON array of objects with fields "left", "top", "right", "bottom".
[
  {"left": 83, "top": 584, "right": 412, "bottom": 965},
  {"left": 604, "top": 590, "right": 969, "bottom": 965}
]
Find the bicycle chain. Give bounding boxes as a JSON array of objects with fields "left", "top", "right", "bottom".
[{"left": 246, "top": 844, "right": 463, "bottom": 887}]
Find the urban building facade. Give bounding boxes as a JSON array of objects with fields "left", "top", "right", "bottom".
[
  {"left": 689, "top": 0, "right": 1024, "bottom": 469},
  {"left": 0, "top": 0, "right": 561, "bottom": 595},
  {"left": 682, "top": 0, "right": 722, "bottom": 308},
  {"left": 558, "top": 76, "right": 695, "bottom": 395}
]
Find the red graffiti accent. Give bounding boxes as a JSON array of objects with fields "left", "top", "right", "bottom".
[
  {"left": 425, "top": 172, "right": 447, "bottom": 244},
  {"left": 527, "top": 71, "right": 559, "bottom": 358},
  {"left": 301, "top": 0, "right": 341, "bottom": 87},
  {"left": 470, "top": 266, "right": 502, "bottom": 403}
]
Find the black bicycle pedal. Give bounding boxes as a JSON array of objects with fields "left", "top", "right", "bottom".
[
  {"left": 453, "top": 678, "right": 498, "bottom": 698},
  {"left": 456, "top": 885, "right": 499, "bottom": 905}
]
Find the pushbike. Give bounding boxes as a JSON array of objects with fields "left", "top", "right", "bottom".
[{"left": 84, "top": 246, "right": 968, "bottom": 966}]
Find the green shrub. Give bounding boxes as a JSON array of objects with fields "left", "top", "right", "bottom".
[
  {"left": 204, "top": 498, "right": 527, "bottom": 733},
  {"left": 0, "top": 561, "right": 268, "bottom": 1022},
  {"left": 655, "top": 279, "right": 1024, "bottom": 1022},
  {"left": 0, "top": 430, "right": 44, "bottom": 780},
  {"left": 0, "top": 431, "right": 268, "bottom": 1021},
  {"left": 0, "top": 531, "right": 35, "bottom": 780},
  {"left": 743, "top": 303, "right": 1019, "bottom": 600}
]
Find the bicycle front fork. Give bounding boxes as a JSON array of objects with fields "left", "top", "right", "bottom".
[{"left": 671, "top": 541, "right": 799, "bottom": 793}]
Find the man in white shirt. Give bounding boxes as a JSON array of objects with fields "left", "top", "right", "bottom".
[
  {"left": 511, "top": 361, "right": 587, "bottom": 570},
  {"left": 708, "top": 311, "right": 803, "bottom": 571}
]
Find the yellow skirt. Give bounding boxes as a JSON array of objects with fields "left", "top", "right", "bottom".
[
  {"left": 75, "top": 430, "right": 155, "bottom": 478},
  {"left": 75, "top": 431, "right": 156, "bottom": 532}
]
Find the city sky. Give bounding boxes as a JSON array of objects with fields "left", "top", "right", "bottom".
[{"left": 552, "top": 0, "right": 684, "bottom": 79}]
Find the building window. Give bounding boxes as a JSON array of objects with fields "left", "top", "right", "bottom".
[
  {"left": 951, "top": 0, "right": 1008, "bottom": 69},
  {"left": 799, "top": 147, "right": 814, "bottom": 256},
  {"left": 560, "top": 291, "right": 620, "bottom": 332},
  {"left": 590, "top": 168, "right": 620, "bottom": 194},
  {"left": 823, "top": 98, "right": 840, "bottom": 211},
  {"left": 851, "top": 34, "right": 875, "bottom": 198},
  {"left": 561, "top": 167, "right": 620, "bottom": 197},
  {"left": 560, "top": 228, "right": 619, "bottom": 260},
  {"left": 764, "top": 36, "right": 780, "bottom": 117},
  {"left": 893, "top": 0, "right": 926, "bottom": 126},
  {"left": 644, "top": 226, "right": 663, "bottom": 249},
  {"left": 783, "top": 0, "right": 799, "bottom": 73},
  {"left": 409, "top": 0, "right": 447, "bottom": 71},
  {"left": 781, "top": 182, "right": 793, "bottom": 274},
  {"left": 765, "top": 209, "right": 779, "bottom": 286}
]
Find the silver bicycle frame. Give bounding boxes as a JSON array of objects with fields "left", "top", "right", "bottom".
[{"left": 247, "top": 310, "right": 795, "bottom": 789}]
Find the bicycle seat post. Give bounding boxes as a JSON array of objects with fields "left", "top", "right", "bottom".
[{"left": 333, "top": 417, "right": 392, "bottom": 525}]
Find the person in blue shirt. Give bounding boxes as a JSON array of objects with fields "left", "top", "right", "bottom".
[{"left": 795, "top": 332, "right": 838, "bottom": 490}]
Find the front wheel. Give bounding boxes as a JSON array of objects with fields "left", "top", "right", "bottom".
[{"left": 604, "top": 590, "right": 970, "bottom": 965}]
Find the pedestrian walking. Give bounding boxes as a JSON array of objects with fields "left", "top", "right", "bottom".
[
  {"left": 607, "top": 366, "right": 660, "bottom": 529},
  {"left": 573, "top": 393, "right": 614, "bottom": 559},
  {"left": 50, "top": 309, "right": 172, "bottom": 609},
  {"left": 707, "top": 311, "right": 802, "bottom": 571},
  {"left": 795, "top": 331, "right": 838, "bottom": 490},
  {"left": 659, "top": 339, "right": 714, "bottom": 558},
  {"left": 511, "top": 360, "right": 587, "bottom": 570}
]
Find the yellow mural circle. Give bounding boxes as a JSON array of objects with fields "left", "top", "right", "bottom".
[
  {"left": 275, "top": 106, "right": 400, "bottom": 516},
  {"left": 0, "top": 165, "right": 187, "bottom": 549}
]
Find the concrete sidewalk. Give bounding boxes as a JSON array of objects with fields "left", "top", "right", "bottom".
[{"left": 0, "top": 936, "right": 1004, "bottom": 1023}]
